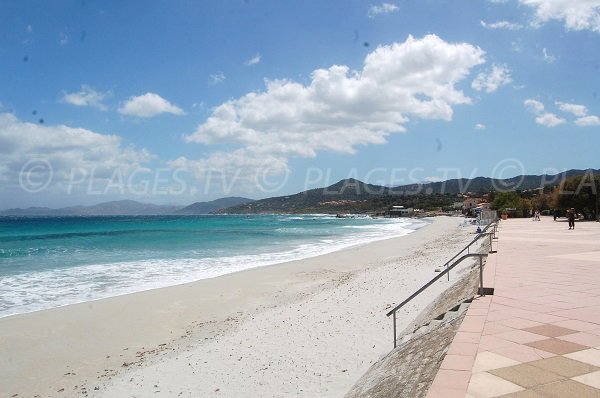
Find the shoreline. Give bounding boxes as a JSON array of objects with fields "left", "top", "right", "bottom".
[
  {"left": 0, "top": 216, "right": 475, "bottom": 398},
  {"left": 0, "top": 216, "right": 426, "bottom": 320}
]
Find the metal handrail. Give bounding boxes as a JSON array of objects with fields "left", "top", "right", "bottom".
[
  {"left": 385, "top": 218, "right": 499, "bottom": 348},
  {"left": 444, "top": 220, "right": 497, "bottom": 266},
  {"left": 387, "top": 253, "right": 488, "bottom": 348}
]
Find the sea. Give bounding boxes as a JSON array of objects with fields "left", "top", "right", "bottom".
[{"left": 0, "top": 214, "right": 428, "bottom": 318}]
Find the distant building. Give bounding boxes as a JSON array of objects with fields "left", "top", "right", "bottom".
[
  {"left": 386, "top": 206, "right": 414, "bottom": 217},
  {"left": 477, "top": 202, "right": 490, "bottom": 210},
  {"left": 463, "top": 198, "right": 479, "bottom": 212}
]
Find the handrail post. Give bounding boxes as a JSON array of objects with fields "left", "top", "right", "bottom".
[
  {"left": 393, "top": 311, "right": 397, "bottom": 348},
  {"left": 387, "top": 253, "right": 489, "bottom": 348},
  {"left": 488, "top": 232, "right": 496, "bottom": 253},
  {"left": 479, "top": 255, "right": 485, "bottom": 296}
]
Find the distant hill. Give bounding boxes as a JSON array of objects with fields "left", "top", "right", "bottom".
[
  {"left": 0, "top": 200, "right": 181, "bottom": 216},
  {"left": 392, "top": 169, "right": 599, "bottom": 195},
  {"left": 218, "top": 169, "right": 600, "bottom": 214},
  {"left": 2, "top": 169, "right": 597, "bottom": 216},
  {"left": 176, "top": 197, "right": 255, "bottom": 215}
]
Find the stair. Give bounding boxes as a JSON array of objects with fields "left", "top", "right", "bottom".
[{"left": 398, "top": 297, "right": 474, "bottom": 345}]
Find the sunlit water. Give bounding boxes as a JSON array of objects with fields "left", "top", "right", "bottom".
[{"left": 0, "top": 214, "right": 427, "bottom": 318}]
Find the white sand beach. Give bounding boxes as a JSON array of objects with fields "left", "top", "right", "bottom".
[{"left": 0, "top": 216, "right": 480, "bottom": 398}]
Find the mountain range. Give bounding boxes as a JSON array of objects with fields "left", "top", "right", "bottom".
[
  {"left": 1, "top": 169, "right": 596, "bottom": 216},
  {"left": 0, "top": 198, "right": 253, "bottom": 217},
  {"left": 218, "top": 169, "right": 599, "bottom": 214}
]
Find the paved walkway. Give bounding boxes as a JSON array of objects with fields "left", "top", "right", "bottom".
[{"left": 427, "top": 217, "right": 600, "bottom": 398}]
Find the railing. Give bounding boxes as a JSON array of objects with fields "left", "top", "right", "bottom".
[
  {"left": 445, "top": 220, "right": 498, "bottom": 281},
  {"left": 386, "top": 219, "right": 499, "bottom": 348}
]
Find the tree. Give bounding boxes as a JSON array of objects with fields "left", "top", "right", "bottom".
[
  {"left": 491, "top": 191, "right": 523, "bottom": 211},
  {"left": 552, "top": 172, "right": 600, "bottom": 219}
]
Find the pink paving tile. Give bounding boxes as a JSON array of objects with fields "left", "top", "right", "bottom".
[
  {"left": 454, "top": 331, "right": 482, "bottom": 344},
  {"left": 544, "top": 300, "right": 587, "bottom": 310},
  {"left": 467, "top": 371, "right": 524, "bottom": 397},
  {"left": 486, "top": 311, "right": 517, "bottom": 322},
  {"left": 494, "top": 330, "right": 548, "bottom": 344},
  {"left": 467, "top": 308, "right": 490, "bottom": 316},
  {"left": 469, "top": 298, "right": 492, "bottom": 309},
  {"left": 588, "top": 328, "right": 600, "bottom": 337},
  {"left": 551, "top": 319, "right": 600, "bottom": 332},
  {"left": 517, "top": 303, "right": 565, "bottom": 313},
  {"left": 489, "top": 343, "right": 556, "bottom": 363},
  {"left": 524, "top": 296, "right": 567, "bottom": 305},
  {"left": 558, "top": 332, "right": 600, "bottom": 348},
  {"left": 478, "top": 335, "right": 519, "bottom": 351},
  {"left": 525, "top": 338, "right": 589, "bottom": 355},
  {"left": 552, "top": 308, "right": 600, "bottom": 324},
  {"left": 428, "top": 369, "right": 471, "bottom": 390},
  {"left": 426, "top": 385, "right": 467, "bottom": 398},
  {"left": 448, "top": 342, "right": 480, "bottom": 357},
  {"left": 488, "top": 303, "right": 520, "bottom": 313},
  {"left": 490, "top": 297, "right": 526, "bottom": 308},
  {"left": 521, "top": 324, "right": 579, "bottom": 338},
  {"left": 459, "top": 316, "right": 487, "bottom": 333},
  {"left": 483, "top": 322, "right": 517, "bottom": 336},
  {"left": 498, "top": 318, "right": 544, "bottom": 330},
  {"left": 525, "top": 313, "right": 569, "bottom": 324},
  {"left": 440, "top": 354, "right": 476, "bottom": 371}
]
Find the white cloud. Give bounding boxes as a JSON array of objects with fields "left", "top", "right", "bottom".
[
  {"left": 471, "top": 64, "right": 512, "bottom": 93},
  {"left": 209, "top": 72, "right": 226, "bottom": 85},
  {"left": 524, "top": 98, "right": 545, "bottom": 114},
  {"left": 542, "top": 47, "right": 556, "bottom": 63},
  {"left": 244, "top": 53, "right": 261, "bottom": 66},
  {"left": 524, "top": 98, "right": 565, "bottom": 126},
  {"left": 519, "top": 0, "right": 600, "bottom": 32},
  {"left": 535, "top": 113, "right": 566, "bottom": 126},
  {"left": 368, "top": 3, "right": 399, "bottom": 18},
  {"left": 179, "top": 35, "right": 485, "bottom": 188},
  {"left": 556, "top": 101, "right": 588, "bottom": 116},
  {"left": 118, "top": 93, "right": 185, "bottom": 118},
  {"left": 0, "top": 113, "right": 152, "bottom": 188},
  {"left": 480, "top": 20, "right": 523, "bottom": 30},
  {"left": 575, "top": 115, "right": 600, "bottom": 126},
  {"left": 527, "top": 98, "right": 598, "bottom": 127},
  {"left": 475, "top": 123, "right": 486, "bottom": 130},
  {"left": 62, "top": 85, "right": 110, "bottom": 110}
]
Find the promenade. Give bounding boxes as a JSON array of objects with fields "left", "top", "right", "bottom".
[{"left": 427, "top": 217, "right": 600, "bottom": 398}]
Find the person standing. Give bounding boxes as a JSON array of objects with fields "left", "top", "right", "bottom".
[{"left": 568, "top": 208, "right": 576, "bottom": 230}]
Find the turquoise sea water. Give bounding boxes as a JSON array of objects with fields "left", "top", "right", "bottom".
[{"left": 0, "top": 215, "right": 427, "bottom": 318}]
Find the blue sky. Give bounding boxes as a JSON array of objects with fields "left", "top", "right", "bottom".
[{"left": 1, "top": 0, "right": 599, "bottom": 208}]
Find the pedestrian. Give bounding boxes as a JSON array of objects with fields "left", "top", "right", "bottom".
[{"left": 568, "top": 208, "right": 576, "bottom": 230}]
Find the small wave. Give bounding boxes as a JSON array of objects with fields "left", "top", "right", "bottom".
[{"left": 0, "top": 217, "right": 428, "bottom": 318}]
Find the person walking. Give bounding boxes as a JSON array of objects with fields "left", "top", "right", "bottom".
[{"left": 568, "top": 208, "right": 576, "bottom": 230}]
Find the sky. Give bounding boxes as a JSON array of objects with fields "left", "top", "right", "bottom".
[{"left": 1, "top": 0, "right": 599, "bottom": 208}]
